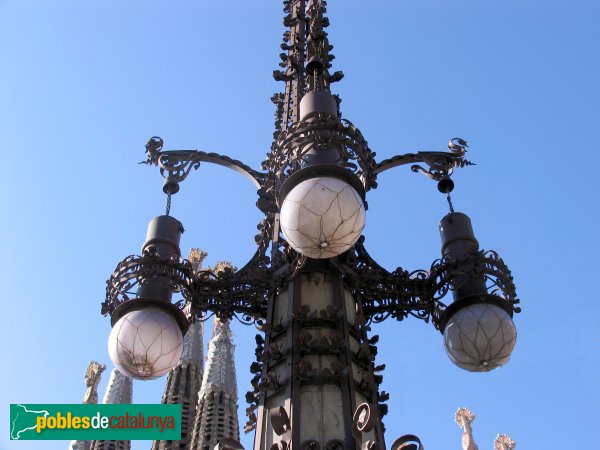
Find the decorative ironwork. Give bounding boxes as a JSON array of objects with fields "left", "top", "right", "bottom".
[
  {"left": 142, "top": 136, "right": 265, "bottom": 191},
  {"left": 302, "top": 440, "right": 320, "bottom": 450},
  {"left": 270, "top": 406, "right": 292, "bottom": 450},
  {"left": 101, "top": 1, "right": 521, "bottom": 448},
  {"left": 390, "top": 435, "right": 424, "bottom": 450},
  {"left": 263, "top": 113, "right": 378, "bottom": 195},
  {"left": 102, "top": 248, "right": 286, "bottom": 327},
  {"left": 429, "top": 250, "right": 521, "bottom": 328},
  {"left": 102, "top": 247, "right": 193, "bottom": 317},
  {"left": 335, "top": 237, "right": 435, "bottom": 324},
  {"left": 376, "top": 138, "right": 473, "bottom": 181},
  {"left": 325, "top": 440, "right": 344, "bottom": 450},
  {"left": 352, "top": 403, "right": 379, "bottom": 450},
  {"left": 333, "top": 238, "right": 519, "bottom": 330}
]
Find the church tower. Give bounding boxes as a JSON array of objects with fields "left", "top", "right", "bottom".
[
  {"left": 152, "top": 248, "right": 207, "bottom": 450},
  {"left": 152, "top": 317, "right": 205, "bottom": 449},
  {"left": 190, "top": 318, "right": 240, "bottom": 450},
  {"left": 91, "top": 368, "right": 133, "bottom": 450}
]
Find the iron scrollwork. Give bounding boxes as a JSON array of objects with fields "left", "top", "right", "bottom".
[
  {"left": 428, "top": 249, "right": 521, "bottom": 328},
  {"left": 335, "top": 237, "right": 435, "bottom": 325},
  {"left": 102, "top": 247, "right": 193, "bottom": 317},
  {"left": 142, "top": 136, "right": 265, "bottom": 190},
  {"left": 270, "top": 406, "right": 292, "bottom": 450},
  {"left": 375, "top": 138, "right": 473, "bottom": 182},
  {"left": 102, "top": 248, "right": 281, "bottom": 327},
  {"left": 352, "top": 403, "right": 379, "bottom": 450},
  {"left": 333, "top": 237, "right": 519, "bottom": 330}
]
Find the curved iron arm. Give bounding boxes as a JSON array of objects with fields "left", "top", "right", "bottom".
[
  {"left": 374, "top": 138, "right": 474, "bottom": 182},
  {"left": 142, "top": 136, "right": 266, "bottom": 189}
]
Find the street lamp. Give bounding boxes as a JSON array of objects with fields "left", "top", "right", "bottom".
[{"left": 101, "top": 1, "right": 520, "bottom": 448}]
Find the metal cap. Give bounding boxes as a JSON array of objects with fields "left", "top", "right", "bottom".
[
  {"left": 439, "top": 212, "right": 479, "bottom": 258},
  {"left": 299, "top": 90, "right": 338, "bottom": 121},
  {"left": 142, "top": 215, "right": 184, "bottom": 256}
]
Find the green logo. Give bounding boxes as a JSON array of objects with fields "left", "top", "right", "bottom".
[{"left": 9, "top": 404, "right": 181, "bottom": 440}]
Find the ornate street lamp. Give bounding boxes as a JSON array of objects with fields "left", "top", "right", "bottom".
[{"left": 101, "top": 1, "right": 520, "bottom": 448}]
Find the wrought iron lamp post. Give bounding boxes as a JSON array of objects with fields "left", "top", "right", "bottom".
[{"left": 101, "top": 1, "right": 520, "bottom": 449}]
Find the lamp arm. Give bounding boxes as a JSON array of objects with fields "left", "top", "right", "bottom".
[
  {"left": 374, "top": 137, "right": 474, "bottom": 181},
  {"left": 142, "top": 136, "right": 266, "bottom": 190}
]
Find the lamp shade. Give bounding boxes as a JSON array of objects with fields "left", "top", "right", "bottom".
[
  {"left": 108, "top": 307, "right": 183, "bottom": 380},
  {"left": 280, "top": 176, "right": 365, "bottom": 258},
  {"left": 443, "top": 303, "right": 517, "bottom": 372}
]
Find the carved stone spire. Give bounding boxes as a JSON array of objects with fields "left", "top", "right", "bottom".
[
  {"left": 455, "top": 407, "right": 479, "bottom": 450},
  {"left": 152, "top": 318, "right": 205, "bottom": 450},
  {"left": 152, "top": 249, "right": 206, "bottom": 450},
  {"left": 83, "top": 361, "right": 106, "bottom": 405},
  {"left": 494, "top": 434, "right": 516, "bottom": 450},
  {"left": 91, "top": 369, "right": 133, "bottom": 450},
  {"left": 190, "top": 318, "right": 240, "bottom": 450},
  {"left": 455, "top": 407, "right": 517, "bottom": 450},
  {"left": 188, "top": 248, "right": 208, "bottom": 272},
  {"left": 70, "top": 361, "right": 106, "bottom": 450}
]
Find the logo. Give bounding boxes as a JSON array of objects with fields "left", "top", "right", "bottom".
[{"left": 9, "top": 404, "right": 181, "bottom": 440}]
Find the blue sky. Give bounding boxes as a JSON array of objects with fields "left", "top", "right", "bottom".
[{"left": 1, "top": 0, "right": 598, "bottom": 449}]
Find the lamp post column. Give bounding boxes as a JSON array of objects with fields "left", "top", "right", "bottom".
[{"left": 253, "top": 261, "right": 384, "bottom": 450}]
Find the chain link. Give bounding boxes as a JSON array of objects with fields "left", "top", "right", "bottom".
[{"left": 446, "top": 193, "right": 455, "bottom": 214}]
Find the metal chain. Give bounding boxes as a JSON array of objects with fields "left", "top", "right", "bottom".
[
  {"left": 446, "top": 193, "right": 455, "bottom": 213},
  {"left": 166, "top": 193, "right": 172, "bottom": 216}
]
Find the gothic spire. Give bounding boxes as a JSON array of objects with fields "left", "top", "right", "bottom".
[
  {"left": 91, "top": 369, "right": 133, "bottom": 450},
  {"left": 190, "top": 318, "right": 240, "bottom": 450},
  {"left": 152, "top": 249, "right": 206, "bottom": 450},
  {"left": 201, "top": 320, "right": 238, "bottom": 398}
]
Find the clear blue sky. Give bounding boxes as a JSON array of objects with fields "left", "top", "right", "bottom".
[{"left": 1, "top": 0, "right": 598, "bottom": 449}]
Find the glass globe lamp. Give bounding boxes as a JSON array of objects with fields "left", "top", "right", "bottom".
[
  {"left": 108, "top": 307, "right": 183, "bottom": 380},
  {"left": 279, "top": 176, "right": 365, "bottom": 259},
  {"left": 443, "top": 303, "right": 517, "bottom": 372}
]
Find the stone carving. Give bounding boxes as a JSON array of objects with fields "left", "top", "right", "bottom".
[
  {"left": 83, "top": 361, "right": 106, "bottom": 405},
  {"left": 455, "top": 407, "right": 516, "bottom": 450},
  {"left": 455, "top": 407, "right": 478, "bottom": 450},
  {"left": 494, "top": 434, "right": 516, "bottom": 450}
]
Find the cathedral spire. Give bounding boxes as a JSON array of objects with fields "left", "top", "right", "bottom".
[
  {"left": 152, "top": 249, "right": 206, "bottom": 450},
  {"left": 190, "top": 317, "right": 240, "bottom": 450},
  {"left": 202, "top": 320, "right": 238, "bottom": 399},
  {"left": 91, "top": 369, "right": 133, "bottom": 450}
]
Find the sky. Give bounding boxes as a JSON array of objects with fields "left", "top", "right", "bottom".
[{"left": 1, "top": 0, "right": 599, "bottom": 449}]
